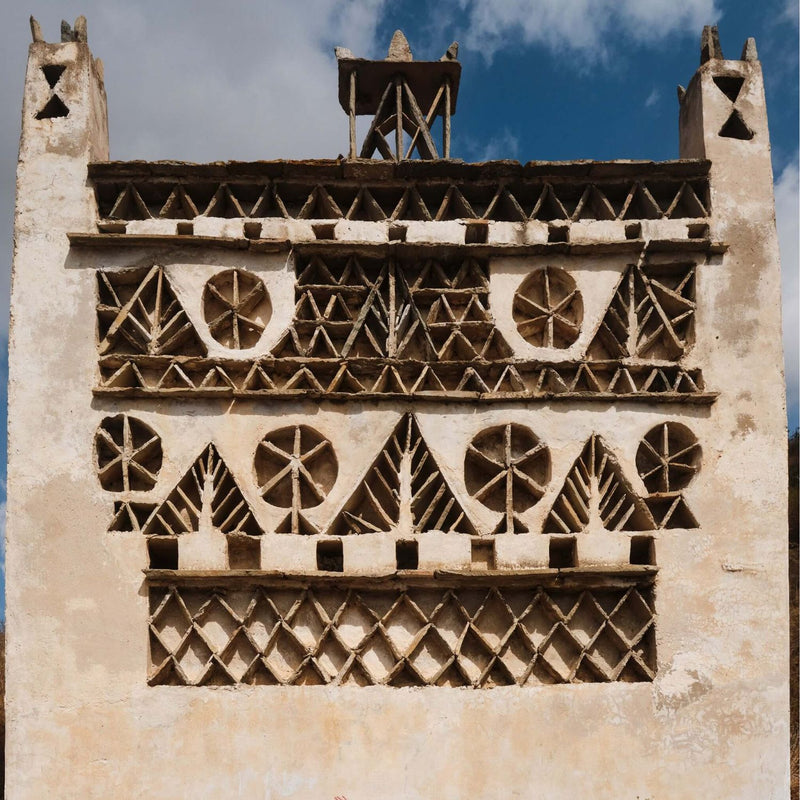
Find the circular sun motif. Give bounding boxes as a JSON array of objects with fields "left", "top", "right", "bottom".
[
  {"left": 512, "top": 266, "right": 583, "bottom": 348},
  {"left": 203, "top": 268, "right": 271, "bottom": 349},
  {"left": 94, "top": 414, "right": 162, "bottom": 492},
  {"left": 465, "top": 423, "right": 550, "bottom": 514},
  {"left": 636, "top": 422, "right": 701, "bottom": 493},
  {"left": 254, "top": 425, "right": 337, "bottom": 509}
]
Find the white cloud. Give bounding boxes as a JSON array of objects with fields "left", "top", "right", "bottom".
[
  {"left": 0, "top": 1, "right": 389, "bottom": 339},
  {"left": 452, "top": 0, "right": 719, "bottom": 62},
  {"left": 467, "top": 128, "right": 521, "bottom": 162},
  {"left": 775, "top": 155, "right": 799, "bottom": 427},
  {"left": 645, "top": 88, "right": 661, "bottom": 109}
]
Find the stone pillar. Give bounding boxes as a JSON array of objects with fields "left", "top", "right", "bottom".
[
  {"left": 679, "top": 26, "right": 790, "bottom": 792},
  {"left": 7, "top": 19, "right": 109, "bottom": 795}
]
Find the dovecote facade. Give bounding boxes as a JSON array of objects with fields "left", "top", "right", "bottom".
[{"left": 6, "top": 20, "right": 790, "bottom": 799}]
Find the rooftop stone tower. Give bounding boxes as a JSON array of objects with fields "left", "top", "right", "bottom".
[{"left": 6, "top": 20, "right": 790, "bottom": 799}]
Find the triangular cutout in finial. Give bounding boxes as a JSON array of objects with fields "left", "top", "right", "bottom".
[
  {"left": 712, "top": 75, "right": 744, "bottom": 103},
  {"left": 719, "top": 109, "right": 754, "bottom": 140},
  {"left": 387, "top": 30, "right": 413, "bottom": 61}
]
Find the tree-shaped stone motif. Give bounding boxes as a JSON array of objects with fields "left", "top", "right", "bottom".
[
  {"left": 255, "top": 426, "right": 337, "bottom": 534},
  {"left": 95, "top": 414, "right": 162, "bottom": 492},
  {"left": 203, "top": 269, "right": 271, "bottom": 349},
  {"left": 97, "top": 265, "right": 206, "bottom": 356},
  {"left": 465, "top": 424, "right": 550, "bottom": 533},
  {"left": 512, "top": 267, "right": 583, "bottom": 348},
  {"left": 636, "top": 422, "right": 701, "bottom": 493}
]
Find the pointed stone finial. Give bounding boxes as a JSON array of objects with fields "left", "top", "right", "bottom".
[
  {"left": 335, "top": 46, "right": 354, "bottom": 60},
  {"left": 700, "top": 25, "right": 723, "bottom": 64},
  {"left": 677, "top": 85, "right": 686, "bottom": 103},
  {"left": 74, "top": 16, "right": 88, "bottom": 43},
  {"left": 441, "top": 42, "right": 459, "bottom": 61},
  {"left": 29, "top": 16, "right": 43, "bottom": 43},
  {"left": 60, "top": 19, "right": 73, "bottom": 42},
  {"left": 387, "top": 30, "right": 412, "bottom": 61},
  {"left": 741, "top": 37, "right": 758, "bottom": 61}
]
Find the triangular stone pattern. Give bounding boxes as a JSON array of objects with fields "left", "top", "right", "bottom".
[
  {"left": 273, "top": 253, "right": 511, "bottom": 362},
  {"left": 544, "top": 435, "right": 656, "bottom": 533},
  {"left": 97, "top": 265, "right": 207, "bottom": 357},
  {"left": 328, "top": 413, "right": 476, "bottom": 535},
  {"left": 96, "top": 176, "right": 710, "bottom": 223},
  {"left": 143, "top": 444, "right": 263, "bottom": 536},
  {"left": 587, "top": 263, "right": 695, "bottom": 361}
]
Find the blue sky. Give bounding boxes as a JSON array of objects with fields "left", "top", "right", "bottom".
[{"left": 0, "top": 1, "right": 797, "bottom": 621}]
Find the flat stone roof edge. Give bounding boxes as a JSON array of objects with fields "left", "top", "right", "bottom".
[{"left": 88, "top": 158, "right": 711, "bottom": 181}]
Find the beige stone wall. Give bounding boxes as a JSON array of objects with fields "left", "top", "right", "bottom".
[{"left": 6, "top": 32, "right": 789, "bottom": 800}]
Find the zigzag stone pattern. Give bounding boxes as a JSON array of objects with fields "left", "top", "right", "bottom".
[
  {"left": 147, "top": 581, "right": 656, "bottom": 686},
  {"left": 143, "top": 444, "right": 263, "bottom": 537},
  {"left": 90, "top": 161, "right": 710, "bottom": 223},
  {"left": 328, "top": 413, "right": 475, "bottom": 535},
  {"left": 96, "top": 354, "right": 712, "bottom": 402}
]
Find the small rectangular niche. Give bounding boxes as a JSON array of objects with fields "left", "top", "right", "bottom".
[
  {"left": 98, "top": 221, "right": 127, "bottom": 234},
  {"left": 243, "top": 221, "right": 262, "bottom": 239},
  {"left": 317, "top": 539, "right": 343, "bottom": 572},
  {"left": 625, "top": 222, "right": 642, "bottom": 240},
  {"left": 148, "top": 537, "right": 178, "bottom": 570},
  {"left": 176, "top": 221, "right": 194, "bottom": 236},
  {"left": 687, "top": 222, "right": 709, "bottom": 239},
  {"left": 471, "top": 538, "right": 496, "bottom": 570},
  {"left": 630, "top": 535, "right": 656, "bottom": 566},
  {"left": 396, "top": 539, "right": 419, "bottom": 570},
  {"left": 228, "top": 534, "right": 261, "bottom": 570},
  {"left": 388, "top": 223, "right": 407, "bottom": 242},
  {"left": 549, "top": 536, "right": 577, "bottom": 569},
  {"left": 548, "top": 224, "right": 569, "bottom": 243},
  {"left": 312, "top": 222, "right": 337, "bottom": 240},
  {"left": 465, "top": 221, "right": 488, "bottom": 244}
]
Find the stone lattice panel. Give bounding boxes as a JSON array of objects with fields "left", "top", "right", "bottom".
[
  {"left": 95, "top": 356, "right": 712, "bottom": 402},
  {"left": 328, "top": 413, "right": 475, "bottom": 535},
  {"left": 93, "top": 173, "right": 710, "bottom": 223},
  {"left": 586, "top": 262, "right": 696, "bottom": 361},
  {"left": 148, "top": 581, "right": 656, "bottom": 687},
  {"left": 97, "top": 265, "right": 206, "bottom": 357},
  {"left": 274, "top": 252, "right": 511, "bottom": 362}
]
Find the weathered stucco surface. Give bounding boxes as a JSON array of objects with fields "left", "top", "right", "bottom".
[{"left": 5, "top": 25, "right": 789, "bottom": 800}]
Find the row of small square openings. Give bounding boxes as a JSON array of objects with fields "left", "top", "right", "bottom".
[
  {"left": 100, "top": 218, "right": 710, "bottom": 244},
  {"left": 147, "top": 535, "right": 656, "bottom": 571}
]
